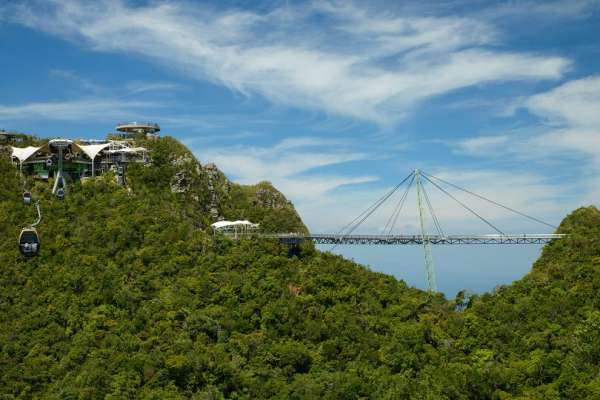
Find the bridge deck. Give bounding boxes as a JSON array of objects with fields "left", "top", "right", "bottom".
[{"left": 258, "top": 233, "right": 565, "bottom": 245}]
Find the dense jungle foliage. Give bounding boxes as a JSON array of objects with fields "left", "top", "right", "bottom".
[{"left": 1, "top": 137, "right": 599, "bottom": 399}]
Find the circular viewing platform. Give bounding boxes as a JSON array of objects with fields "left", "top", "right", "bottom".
[
  {"left": 116, "top": 122, "right": 160, "bottom": 135},
  {"left": 49, "top": 138, "right": 73, "bottom": 149}
]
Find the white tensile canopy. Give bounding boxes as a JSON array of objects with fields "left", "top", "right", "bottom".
[
  {"left": 78, "top": 143, "right": 113, "bottom": 176},
  {"left": 78, "top": 143, "right": 112, "bottom": 160},
  {"left": 11, "top": 146, "right": 41, "bottom": 164},
  {"left": 211, "top": 220, "right": 260, "bottom": 231},
  {"left": 10, "top": 140, "right": 148, "bottom": 177},
  {"left": 106, "top": 146, "right": 147, "bottom": 154}
]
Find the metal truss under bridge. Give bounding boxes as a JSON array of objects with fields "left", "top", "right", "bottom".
[{"left": 263, "top": 233, "right": 565, "bottom": 246}]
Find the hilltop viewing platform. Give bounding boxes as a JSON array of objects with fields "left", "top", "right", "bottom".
[{"left": 116, "top": 122, "right": 161, "bottom": 138}]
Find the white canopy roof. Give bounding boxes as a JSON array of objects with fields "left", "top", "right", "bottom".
[
  {"left": 211, "top": 220, "right": 260, "bottom": 230},
  {"left": 78, "top": 143, "right": 112, "bottom": 160},
  {"left": 11, "top": 146, "right": 41, "bottom": 163},
  {"left": 106, "top": 147, "right": 147, "bottom": 154},
  {"left": 10, "top": 141, "right": 147, "bottom": 163}
]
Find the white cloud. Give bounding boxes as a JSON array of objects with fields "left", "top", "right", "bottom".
[
  {"left": 2, "top": 0, "right": 570, "bottom": 124},
  {"left": 527, "top": 75, "right": 600, "bottom": 129},
  {"left": 449, "top": 76, "right": 600, "bottom": 212},
  {"left": 454, "top": 76, "right": 600, "bottom": 160},
  {"left": 49, "top": 69, "right": 105, "bottom": 93},
  {"left": 271, "top": 137, "right": 345, "bottom": 152},
  {"left": 0, "top": 71, "right": 184, "bottom": 123},
  {"left": 0, "top": 98, "right": 162, "bottom": 121},
  {"left": 482, "top": 0, "right": 600, "bottom": 20},
  {"left": 518, "top": 77, "right": 600, "bottom": 167},
  {"left": 195, "top": 137, "right": 380, "bottom": 229},
  {"left": 531, "top": 129, "right": 600, "bottom": 167},
  {"left": 49, "top": 69, "right": 182, "bottom": 96},
  {"left": 125, "top": 81, "right": 182, "bottom": 95},
  {"left": 199, "top": 138, "right": 373, "bottom": 197},
  {"left": 456, "top": 135, "right": 509, "bottom": 154}
]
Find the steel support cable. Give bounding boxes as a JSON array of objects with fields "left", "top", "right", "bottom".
[
  {"left": 342, "top": 172, "right": 414, "bottom": 236},
  {"left": 19, "top": 164, "right": 28, "bottom": 192},
  {"left": 30, "top": 201, "right": 42, "bottom": 228},
  {"left": 335, "top": 171, "right": 414, "bottom": 236},
  {"left": 335, "top": 180, "right": 403, "bottom": 236},
  {"left": 383, "top": 174, "right": 415, "bottom": 235},
  {"left": 331, "top": 172, "right": 414, "bottom": 250},
  {"left": 422, "top": 174, "right": 506, "bottom": 236},
  {"left": 422, "top": 171, "right": 557, "bottom": 229},
  {"left": 386, "top": 175, "right": 414, "bottom": 235},
  {"left": 421, "top": 182, "right": 445, "bottom": 236}
]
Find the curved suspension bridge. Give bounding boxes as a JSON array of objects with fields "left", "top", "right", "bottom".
[
  {"left": 225, "top": 169, "right": 564, "bottom": 292},
  {"left": 264, "top": 233, "right": 564, "bottom": 245}
]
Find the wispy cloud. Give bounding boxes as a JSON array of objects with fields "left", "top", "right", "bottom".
[
  {"left": 199, "top": 137, "right": 373, "bottom": 192},
  {"left": 194, "top": 137, "right": 378, "bottom": 229},
  {"left": 49, "top": 69, "right": 105, "bottom": 94},
  {"left": 2, "top": 0, "right": 571, "bottom": 124},
  {"left": 454, "top": 76, "right": 600, "bottom": 164},
  {"left": 125, "top": 81, "right": 183, "bottom": 95},
  {"left": 480, "top": 0, "right": 600, "bottom": 20},
  {"left": 49, "top": 68, "right": 182, "bottom": 96},
  {"left": 455, "top": 135, "right": 510, "bottom": 154},
  {"left": 2, "top": 69, "right": 184, "bottom": 123},
  {"left": 449, "top": 75, "right": 600, "bottom": 208},
  {"left": 0, "top": 98, "right": 162, "bottom": 122},
  {"left": 527, "top": 75, "right": 600, "bottom": 129}
]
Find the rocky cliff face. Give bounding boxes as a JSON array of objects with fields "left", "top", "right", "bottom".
[
  {"left": 202, "top": 163, "right": 231, "bottom": 219},
  {"left": 169, "top": 159, "right": 234, "bottom": 220},
  {"left": 143, "top": 136, "right": 307, "bottom": 232}
]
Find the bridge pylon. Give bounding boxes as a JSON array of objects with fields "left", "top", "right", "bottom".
[{"left": 415, "top": 169, "right": 437, "bottom": 293}]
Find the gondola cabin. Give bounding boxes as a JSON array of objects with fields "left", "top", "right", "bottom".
[
  {"left": 19, "top": 228, "right": 40, "bottom": 257},
  {"left": 23, "top": 191, "right": 31, "bottom": 205}
]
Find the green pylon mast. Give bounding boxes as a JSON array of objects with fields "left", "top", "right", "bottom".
[{"left": 415, "top": 169, "right": 437, "bottom": 293}]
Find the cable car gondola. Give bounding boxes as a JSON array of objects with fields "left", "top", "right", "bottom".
[
  {"left": 23, "top": 191, "right": 31, "bottom": 205},
  {"left": 19, "top": 227, "right": 40, "bottom": 257},
  {"left": 56, "top": 187, "right": 65, "bottom": 200},
  {"left": 19, "top": 200, "right": 42, "bottom": 258}
]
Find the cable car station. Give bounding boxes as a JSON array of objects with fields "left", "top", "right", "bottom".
[
  {"left": 3, "top": 122, "right": 160, "bottom": 257},
  {"left": 8, "top": 122, "right": 156, "bottom": 195}
]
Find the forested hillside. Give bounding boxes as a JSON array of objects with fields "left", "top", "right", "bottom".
[{"left": 1, "top": 137, "right": 599, "bottom": 399}]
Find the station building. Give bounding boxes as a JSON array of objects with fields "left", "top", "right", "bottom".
[{"left": 8, "top": 122, "right": 158, "bottom": 193}]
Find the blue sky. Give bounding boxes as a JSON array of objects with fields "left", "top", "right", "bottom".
[{"left": 1, "top": 0, "right": 599, "bottom": 295}]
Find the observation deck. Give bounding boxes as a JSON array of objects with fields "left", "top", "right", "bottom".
[{"left": 115, "top": 122, "right": 160, "bottom": 136}]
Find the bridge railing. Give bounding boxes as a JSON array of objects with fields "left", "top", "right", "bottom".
[{"left": 218, "top": 232, "right": 566, "bottom": 245}]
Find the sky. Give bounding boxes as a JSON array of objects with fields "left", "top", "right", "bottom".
[{"left": 1, "top": 0, "right": 599, "bottom": 296}]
